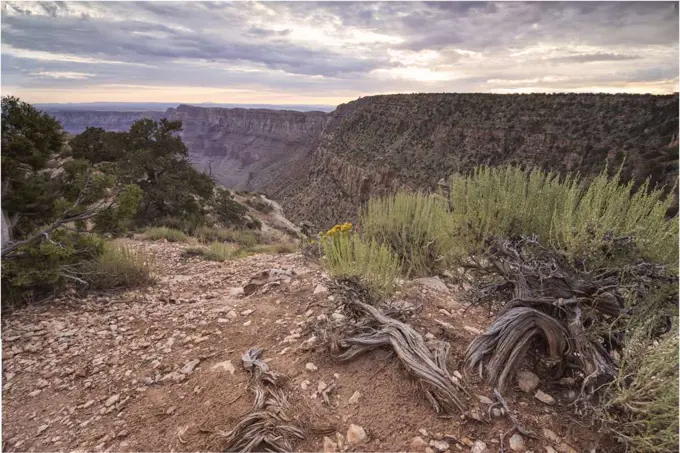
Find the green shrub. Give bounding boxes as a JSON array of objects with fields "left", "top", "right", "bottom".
[
  {"left": 143, "top": 227, "right": 188, "bottom": 243},
  {"left": 250, "top": 243, "right": 296, "bottom": 254},
  {"left": 183, "top": 242, "right": 256, "bottom": 261},
  {"left": 321, "top": 231, "right": 400, "bottom": 297},
  {"left": 360, "top": 191, "right": 457, "bottom": 277},
  {"left": 194, "top": 226, "right": 259, "bottom": 247},
  {"left": 449, "top": 165, "right": 678, "bottom": 268},
  {"left": 81, "top": 243, "right": 156, "bottom": 289},
  {"left": 1, "top": 230, "right": 105, "bottom": 307},
  {"left": 602, "top": 324, "right": 678, "bottom": 453}
]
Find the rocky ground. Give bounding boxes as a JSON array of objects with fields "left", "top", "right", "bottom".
[{"left": 3, "top": 239, "right": 612, "bottom": 453}]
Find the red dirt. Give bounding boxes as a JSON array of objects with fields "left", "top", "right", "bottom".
[{"left": 2, "top": 239, "right": 615, "bottom": 452}]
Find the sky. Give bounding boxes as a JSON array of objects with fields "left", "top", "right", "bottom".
[{"left": 2, "top": 1, "right": 678, "bottom": 107}]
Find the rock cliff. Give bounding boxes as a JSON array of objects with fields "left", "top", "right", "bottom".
[
  {"left": 273, "top": 93, "right": 679, "bottom": 228},
  {"left": 165, "top": 105, "right": 328, "bottom": 190}
]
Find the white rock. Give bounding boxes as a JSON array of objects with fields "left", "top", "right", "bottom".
[
  {"left": 346, "top": 424, "right": 366, "bottom": 445},
  {"left": 517, "top": 371, "right": 540, "bottom": 393},
  {"left": 211, "top": 360, "right": 235, "bottom": 375},
  {"left": 413, "top": 276, "right": 450, "bottom": 294},
  {"left": 28, "top": 390, "right": 42, "bottom": 397},
  {"left": 323, "top": 436, "right": 338, "bottom": 453},
  {"left": 477, "top": 394, "right": 494, "bottom": 405},
  {"left": 37, "top": 378, "right": 49, "bottom": 389},
  {"left": 83, "top": 400, "right": 95, "bottom": 408},
  {"left": 317, "top": 381, "right": 328, "bottom": 392},
  {"left": 543, "top": 429, "right": 560, "bottom": 443},
  {"left": 305, "top": 362, "right": 318, "bottom": 372},
  {"left": 160, "top": 371, "right": 185, "bottom": 383},
  {"left": 37, "top": 424, "right": 49, "bottom": 435},
  {"left": 348, "top": 391, "right": 362, "bottom": 405},
  {"left": 425, "top": 332, "right": 435, "bottom": 340},
  {"left": 300, "top": 380, "right": 310, "bottom": 390},
  {"left": 509, "top": 433, "right": 525, "bottom": 452},
  {"left": 104, "top": 394, "right": 120, "bottom": 407},
  {"left": 411, "top": 436, "right": 428, "bottom": 451},
  {"left": 180, "top": 359, "right": 200, "bottom": 375},
  {"left": 534, "top": 390, "right": 556, "bottom": 405},
  {"left": 229, "top": 287, "right": 245, "bottom": 297},
  {"left": 226, "top": 310, "right": 238, "bottom": 319},
  {"left": 429, "top": 439, "right": 449, "bottom": 452},
  {"left": 243, "top": 320, "right": 252, "bottom": 326},
  {"left": 471, "top": 441, "right": 488, "bottom": 453},
  {"left": 241, "top": 309, "right": 254, "bottom": 316},
  {"left": 463, "top": 325, "right": 483, "bottom": 335},
  {"left": 492, "top": 408, "right": 502, "bottom": 418},
  {"left": 313, "top": 284, "right": 329, "bottom": 294},
  {"left": 418, "top": 428, "right": 429, "bottom": 437}
]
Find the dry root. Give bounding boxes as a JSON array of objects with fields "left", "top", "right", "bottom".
[
  {"left": 464, "top": 236, "right": 676, "bottom": 401},
  {"left": 219, "top": 348, "right": 304, "bottom": 452},
  {"left": 319, "top": 279, "right": 468, "bottom": 414}
]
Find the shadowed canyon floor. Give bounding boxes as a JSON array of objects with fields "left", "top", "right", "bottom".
[{"left": 3, "top": 239, "right": 612, "bottom": 453}]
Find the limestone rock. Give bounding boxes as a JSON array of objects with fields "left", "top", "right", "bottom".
[
  {"left": 534, "top": 390, "right": 556, "bottom": 405},
  {"left": 211, "top": 360, "right": 235, "bottom": 375},
  {"left": 348, "top": 391, "right": 362, "bottom": 405},
  {"left": 313, "top": 284, "right": 329, "bottom": 294},
  {"left": 180, "top": 359, "right": 200, "bottom": 375},
  {"left": 543, "top": 429, "right": 560, "bottom": 443},
  {"left": 346, "top": 424, "right": 366, "bottom": 445},
  {"left": 429, "top": 439, "right": 449, "bottom": 452},
  {"left": 411, "top": 436, "right": 428, "bottom": 451},
  {"left": 413, "top": 276, "right": 450, "bottom": 294},
  {"left": 509, "top": 433, "right": 525, "bottom": 452},
  {"left": 305, "top": 362, "right": 318, "bottom": 372},
  {"left": 104, "top": 394, "right": 120, "bottom": 407},
  {"left": 323, "top": 436, "right": 338, "bottom": 453},
  {"left": 517, "top": 371, "right": 540, "bottom": 393},
  {"left": 471, "top": 440, "right": 488, "bottom": 453}
]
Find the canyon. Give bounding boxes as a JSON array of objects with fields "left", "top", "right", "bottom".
[{"left": 47, "top": 93, "right": 679, "bottom": 228}]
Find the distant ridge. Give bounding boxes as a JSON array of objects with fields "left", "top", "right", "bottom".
[{"left": 36, "top": 102, "right": 336, "bottom": 113}]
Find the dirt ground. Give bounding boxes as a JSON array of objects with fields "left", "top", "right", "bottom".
[{"left": 2, "top": 239, "right": 614, "bottom": 453}]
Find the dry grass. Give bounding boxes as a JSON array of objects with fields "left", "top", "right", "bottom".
[
  {"left": 81, "top": 243, "right": 156, "bottom": 289},
  {"left": 143, "top": 227, "right": 188, "bottom": 243},
  {"left": 194, "top": 226, "right": 260, "bottom": 247}
]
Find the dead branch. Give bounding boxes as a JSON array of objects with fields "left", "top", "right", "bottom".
[
  {"left": 218, "top": 348, "right": 304, "bottom": 452},
  {"left": 493, "top": 388, "right": 536, "bottom": 439},
  {"left": 464, "top": 236, "right": 677, "bottom": 401},
  {"left": 1, "top": 169, "right": 120, "bottom": 257},
  {"left": 319, "top": 279, "right": 468, "bottom": 414}
]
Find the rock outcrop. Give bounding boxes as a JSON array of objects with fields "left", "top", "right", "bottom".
[{"left": 165, "top": 105, "right": 328, "bottom": 190}]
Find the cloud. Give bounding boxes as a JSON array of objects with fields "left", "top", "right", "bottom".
[{"left": 1, "top": 1, "right": 677, "bottom": 105}]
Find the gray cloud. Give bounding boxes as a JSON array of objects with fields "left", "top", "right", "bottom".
[{"left": 1, "top": 1, "right": 677, "bottom": 104}]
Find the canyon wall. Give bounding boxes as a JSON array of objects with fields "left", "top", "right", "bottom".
[
  {"left": 47, "top": 93, "right": 679, "bottom": 229},
  {"left": 271, "top": 93, "right": 678, "bottom": 228},
  {"left": 164, "top": 105, "right": 328, "bottom": 190}
]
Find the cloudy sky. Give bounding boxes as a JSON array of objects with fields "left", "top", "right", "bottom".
[{"left": 2, "top": 1, "right": 678, "bottom": 106}]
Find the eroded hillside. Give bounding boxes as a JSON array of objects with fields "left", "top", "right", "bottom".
[{"left": 273, "top": 93, "right": 679, "bottom": 228}]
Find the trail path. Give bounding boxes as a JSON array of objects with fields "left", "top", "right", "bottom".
[{"left": 3, "top": 240, "right": 604, "bottom": 452}]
